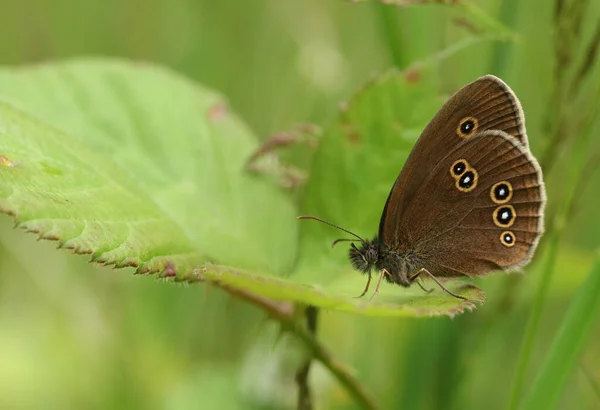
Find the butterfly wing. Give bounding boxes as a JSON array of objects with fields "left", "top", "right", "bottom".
[
  {"left": 379, "top": 75, "right": 528, "bottom": 246},
  {"left": 389, "top": 130, "right": 545, "bottom": 277}
]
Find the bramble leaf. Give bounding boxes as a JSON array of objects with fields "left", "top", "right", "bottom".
[{"left": 0, "top": 60, "right": 483, "bottom": 317}]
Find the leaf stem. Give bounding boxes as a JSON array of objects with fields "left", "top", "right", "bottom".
[
  {"left": 296, "top": 306, "right": 319, "bottom": 410},
  {"left": 211, "top": 282, "right": 380, "bottom": 410}
]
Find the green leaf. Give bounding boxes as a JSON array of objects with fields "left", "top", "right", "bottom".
[
  {"left": 0, "top": 59, "right": 297, "bottom": 276},
  {"left": 0, "top": 60, "right": 483, "bottom": 317},
  {"left": 518, "top": 256, "right": 600, "bottom": 410}
]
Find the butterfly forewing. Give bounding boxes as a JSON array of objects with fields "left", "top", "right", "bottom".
[{"left": 379, "top": 75, "right": 528, "bottom": 247}]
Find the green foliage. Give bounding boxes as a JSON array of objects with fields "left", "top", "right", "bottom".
[
  {"left": 519, "top": 256, "right": 600, "bottom": 410},
  {"left": 0, "top": 60, "right": 296, "bottom": 276},
  {"left": 0, "top": 1, "right": 599, "bottom": 409}
]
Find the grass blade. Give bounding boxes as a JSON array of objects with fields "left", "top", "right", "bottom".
[
  {"left": 518, "top": 257, "right": 600, "bottom": 410},
  {"left": 508, "top": 233, "right": 560, "bottom": 409}
]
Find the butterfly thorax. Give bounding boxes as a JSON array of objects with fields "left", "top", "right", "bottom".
[{"left": 349, "top": 237, "right": 419, "bottom": 287}]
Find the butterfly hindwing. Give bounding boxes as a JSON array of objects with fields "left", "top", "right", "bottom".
[{"left": 390, "top": 130, "right": 545, "bottom": 277}]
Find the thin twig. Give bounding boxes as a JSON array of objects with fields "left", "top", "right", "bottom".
[
  {"left": 296, "top": 306, "right": 319, "bottom": 410},
  {"left": 211, "top": 282, "right": 379, "bottom": 410}
]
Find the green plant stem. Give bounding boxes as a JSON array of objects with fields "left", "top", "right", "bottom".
[
  {"left": 296, "top": 306, "right": 319, "bottom": 410},
  {"left": 569, "top": 18, "right": 600, "bottom": 97},
  {"left": 518, "top": 258, "right": 600, "bottom": 410},
  {"left": 212, "top": 282, "right": 379, "bottom": 410},
  {"left": 539, "top": 0, "right": 600, "bottom": 174},
  {"left": 488, "top": 0, "right": 519, "bottom": 75},
  {"left": 510, "top": 64, "right": 600, "bottom": 407},
  {"left": 539, "top": 0, "right": 570, "bottom": 172},
  {"left": 507, "top": 233, "right": 560, "bottom": 410},
  {"left": 458, "top": 1, "right": 519, "bottom": 41},
  {"left": 374, "top": 4, "right": 405, "bottom": 68}
]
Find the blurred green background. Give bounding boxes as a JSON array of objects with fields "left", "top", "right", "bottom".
[{"left": 0, "top": 0, "right": 599, "bottom": 409}]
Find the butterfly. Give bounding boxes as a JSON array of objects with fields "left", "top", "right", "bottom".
[{"left": 299, "top": 75, "right": 546, "bottom": 301}]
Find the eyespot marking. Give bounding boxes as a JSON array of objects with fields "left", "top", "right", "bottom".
[
  {"left": 450, "top": 159, "right": 468, "bottom": 177},
  {"left": 455, "top": 167, "right": 478, "bottom": 192},
  {"left": 490, "top": 181, "right": 513, "bottom": 204},
  {"left": 457, "top": 117, "right": 478, "bottom": 138},
  {"left": 500, "top": 231, "right": 515, "bottom": 247},
  {"left": 493, "top": 205, "right": 516, "bottom": 227}
]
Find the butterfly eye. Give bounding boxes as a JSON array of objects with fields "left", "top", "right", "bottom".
[
  {"left": 490, "top": 181, "right": 513, "bottom": 204},
  {"left": 493, "top": 205, "right": 516, "bottom": 227},
  {"left": 450, "top": 159, "right": 468, "bottom": 177},
  {"left": 457, "top": 117, "right": 478, "bottom": 138},
  {"left": 454, "top": 167, "right": 478, "bottom": 192},
  {"left": 500, "top": 231, "right": 516, "bottom": 247}
]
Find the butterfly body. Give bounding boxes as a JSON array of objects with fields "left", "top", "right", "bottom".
[
  {"left": 299, "top": 75, "right": 546, "bottom": 300},
  {"left": 349, "top": 238, "right": 421, "bottom": 287}
]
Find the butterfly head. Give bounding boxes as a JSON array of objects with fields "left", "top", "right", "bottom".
[
  {"left": 348, "top": 239, "right": 380, "bottom": 274},
  {"left": 297, "top": 215, "right": 416, "bottom": 286}
]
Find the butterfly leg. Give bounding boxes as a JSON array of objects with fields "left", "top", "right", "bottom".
[
  {"left": 369, "top": 269, "right": 391, "bottom": 302},
  {"left": 416, "top": 280, "right": 434, "bottom": 294},
  {"left": 354, "top": 273, "right": 372, "bottom": 299},
  {"left": 410, "top": 268, "right": 468, "bottom": 301}
]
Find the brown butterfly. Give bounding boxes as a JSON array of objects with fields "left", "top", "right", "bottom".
[{"left": 299, "top": 75, "right": 546, "bottom": 301}]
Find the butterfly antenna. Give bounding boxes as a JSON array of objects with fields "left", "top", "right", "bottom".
[
  {"left": 297, "top": 215, "right": 364, "bottom": 242},
  {"left": 331, "top": 238, "right": 361, "bottom": 248}
]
